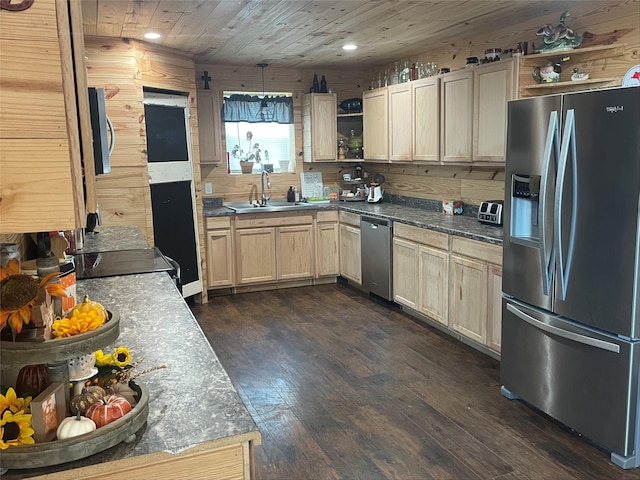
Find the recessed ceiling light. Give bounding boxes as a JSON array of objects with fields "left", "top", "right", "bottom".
[
  {"left": 343, "top": 44, "right": 357, "bottom": 51},
  {"left": 144, "top": 32, "right": 161, "bottom": 40}
]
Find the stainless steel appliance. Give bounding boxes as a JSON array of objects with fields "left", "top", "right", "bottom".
[
  {"left": 361, "top": 216, "right": 393, "bottom": 300},
  {"left": 500, "top": 87, "right": 640, "bottom": 469},
  {"left": 75, "top": 248, "right": 178, "bottom": 287},
  {"left": 477, "top": 200, "right": 503, "bottom": 225}
]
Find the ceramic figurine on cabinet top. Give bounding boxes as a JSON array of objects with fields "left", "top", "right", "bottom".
[
  {"left": 532, "top": 62, "right": 560, "bottom": 83},
  {"left": 534, "top": 10, "right": 581, "bottom": 53},
  {"left": 571, "top": 68, "right": 590, "bottom": 82}
]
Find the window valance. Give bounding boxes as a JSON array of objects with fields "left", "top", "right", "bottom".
[{"left": 223, "top": 94, "right": 294, "bottom": 124}]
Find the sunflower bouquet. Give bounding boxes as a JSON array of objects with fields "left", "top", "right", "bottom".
[
  {"left": 0, "top": 258, "right": 67, "bottom": 340},
  {"left": 0, "top": 387, "right": 34, "bottom": 449}
]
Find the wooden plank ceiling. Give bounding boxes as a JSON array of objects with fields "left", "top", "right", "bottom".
[{"left": 80, "top": 0, "right": 617, "bottom": 68}]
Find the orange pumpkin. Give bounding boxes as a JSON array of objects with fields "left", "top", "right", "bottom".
[{"left": 85, "top": 394, "right": 132, "bottom": 428}]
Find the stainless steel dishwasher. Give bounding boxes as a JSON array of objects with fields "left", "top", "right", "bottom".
[{"left": 360, "top": 216, "right": 393, "bottom": 300}]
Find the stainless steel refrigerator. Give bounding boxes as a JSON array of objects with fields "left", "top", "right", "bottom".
[{"left": 501, "top": 87, "right": 640, "bottom": 469}]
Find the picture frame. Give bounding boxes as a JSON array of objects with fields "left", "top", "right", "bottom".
[{"left": 30, "top": 382, "right": 67, "bottom": 443}]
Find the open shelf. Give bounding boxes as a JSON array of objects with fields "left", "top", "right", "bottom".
[
  {"left": 520, "top": 77, "right": 619, "bottom": 94},
  {"left": 520, "top": 44, "right": 626, "bottom": 63},
  {"left": 518, "top": 43, "right": 627, "bottom": 97}
]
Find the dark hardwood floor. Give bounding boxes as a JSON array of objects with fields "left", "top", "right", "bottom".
[{"left": 191, "top": 284, "right": 640, "bottom": 480}]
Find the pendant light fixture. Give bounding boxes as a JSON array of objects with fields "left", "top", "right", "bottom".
[{"left": 256, "top": 63, "right": 273, "bottom": 121}]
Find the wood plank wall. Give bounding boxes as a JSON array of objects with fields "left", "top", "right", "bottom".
[
  {"left": 199, "top": 1, "right": 639, "bottom": 206},
  {"left": 79, "top": 2, "right": 638, "bottom": 261},
  {"left": 194, "top": 65, "right": 367, "bottom": 203},
  {"left": 84, "top": 37, "right": 207, "bottom": 301}
]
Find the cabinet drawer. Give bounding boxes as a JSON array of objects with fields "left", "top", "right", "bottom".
[
  {"left": 451, "top": 236, "right": 502, "bottom": 265},
  {"left": 205, "top": 216, "right": 231, "bottom": 230},
  {"left": 235, "top": 212, "right": 313, "bottom": 229},
  {"left": 339, "top": 211, "right": 360, "bottom": 227},
  {"left": 317, "top": 210, "right": 338, "bottom": 223},
  {"left": 394, "top": 223, "right": 449, "bottom": 250}
]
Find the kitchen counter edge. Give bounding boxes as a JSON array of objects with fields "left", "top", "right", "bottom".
[{"left": 203, "top": 203, "right": 503, "bottom": 246}]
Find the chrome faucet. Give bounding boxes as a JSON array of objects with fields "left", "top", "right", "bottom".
[{"left": 261, "top": 170, "right": 272, "bottom": 205}]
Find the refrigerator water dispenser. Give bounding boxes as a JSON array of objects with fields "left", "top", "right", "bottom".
[{"left": 510, "top": 174, "right": 540, "bottom": 244}]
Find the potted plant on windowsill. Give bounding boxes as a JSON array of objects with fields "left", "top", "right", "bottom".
[{"left": 231, "top": 131, "right": 262, "bottom": 174}]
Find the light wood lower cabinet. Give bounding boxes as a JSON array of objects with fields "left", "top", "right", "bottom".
[
  {"left": 316, "top": 211, "right": 339, "bottom": 277},
  {"left": 236, "top": 227, "right": 277, "bottom": 284},
  {"left": 277, "top": 224, "right": 314, "bottom": 280},
  {"left": 449, "top": 237, "right": 503, "bottom": 352},
  {"left": 233, "top": 212, "right": 315, "bottom": 286},
  {"left": 487, "top": 264, "right": 503, "bottom": 352},
  {"left": 35, "top": 439, "right": 257, "bottom": 480},
  {"left": 393, "top": 223, "right": 449, "bottom": 325},
  {"left": 206, "top": 217, "right": 234, "bottom": 288},
  {"left": 339, "top": 211, "right": 361, "bottom": 283},
  {"left": 392, "top": 237, "right": 419, "bottom": 309},
  {"left": 339, "top": 224, "right": 361, "bottom": 284},
  {"left": 450, "top": 254, "right": 488, "bottom": 343},
  {"left": 418, "top": 245, "right": 449, "bottom": 326}
]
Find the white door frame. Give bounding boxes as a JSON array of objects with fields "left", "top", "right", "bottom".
[{"left": 144, "top": 92, "right": 203, "bottom": 298}]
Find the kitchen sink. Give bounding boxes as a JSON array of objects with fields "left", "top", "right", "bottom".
[{"left": 224, "top": 200, "right": 318, "bottom": 214}]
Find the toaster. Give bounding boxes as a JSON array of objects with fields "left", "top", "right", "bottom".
[{"left": 478, "top": 200, "right": 504, "bottom": 225}]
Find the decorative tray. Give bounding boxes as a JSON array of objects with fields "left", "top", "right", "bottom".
[
  {"left": 0, "top": 311, "right": 120, "bottom": 365},
  {"left": 339, "top": 195, "right": 366, "bottom": 202},
  {"left": 0, "top": 381, "right": 149, "bottom": 470}
]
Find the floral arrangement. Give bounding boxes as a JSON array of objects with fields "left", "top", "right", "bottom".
[
  {"left": 90, "top": 346, "right": 166, "bottom": 389},
  {"left": 0, "top": 387, "right": 34, "bottom": 449},
  {"left": 231, "top": 131, "right": 262, "bottom": 163},
  {"left": 0, "top": 258, "right": 67, "bottom": 339}
]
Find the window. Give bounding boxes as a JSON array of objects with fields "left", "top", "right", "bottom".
[{"left": 223, "top": 92, "right": 295, "bottom": 174}]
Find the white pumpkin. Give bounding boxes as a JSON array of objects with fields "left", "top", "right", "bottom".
[{"left": 56, "top": 413, "right": 97, "bottom": 440}]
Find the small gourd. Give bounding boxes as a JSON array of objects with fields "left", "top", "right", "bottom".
[
  {"left": 85, "top": 394, "right": 132, "bottom": 428},
  {"left": 69, "top": 385, "right": 106, "bottom": 415},
  {"left": 15, "top": 364, "right": 49, "bottom": 397},
  {"left": 72, "top": 295, "right": 109, "bottom": 321},
  {"left": 56, "top": 413, "right": 96, "bottom": 440},
  {"left": 105, "top": 382, "right": 138, "bottom": 407}
]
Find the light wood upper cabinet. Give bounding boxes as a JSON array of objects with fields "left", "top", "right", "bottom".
[
  {"left": 412, "top": 77, "right": 440, "bottom": 162},
  {"left": 303, "top": 93, "right": 337, "bottom": 162},
  {"left": 440, "top": 60, "right": 516, "bottom": 165},
  {"left": 0, "top": 0, "right": 88, "bottom": 233},
  {"left": 440, "top": 70, "right": 474, "bottom": 163},
  {"left": 473, "top": 60, "right": 516, "bottom": 163},
  {"left": 196, "top": 90, "right": 224, "bottom": 164},
  {"left": 387, "top": 83, "right": 412, "bottom": 162},
  {"left": 363, "top": 88, "right": 388, "bottom": 161}
]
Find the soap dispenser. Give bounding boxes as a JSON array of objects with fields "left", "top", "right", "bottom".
[{"left": 287, "top": 186, "right": 294, "bottom": 202}]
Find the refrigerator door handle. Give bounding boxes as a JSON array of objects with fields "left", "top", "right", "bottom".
[
  {"left": 539, "top": 110, "right": 559, "bottom": 296},
  {"left": 506, "top": 303, "right": 621, "bottom": 353},
  {"left": 555, "top": 109, "right": 578, "bottom": 301}
]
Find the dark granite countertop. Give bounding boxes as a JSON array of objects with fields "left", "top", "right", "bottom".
[
  {"left": 82, "top": 226, "right": 150, "bottom": 253},
  {"left": 3, "top": 255, "right": 260, "bottom": 477},
  {"left": 203, "top": 200, "right": 503, "bottom": 245}
]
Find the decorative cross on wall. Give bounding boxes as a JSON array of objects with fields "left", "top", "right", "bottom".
[{"left": 201, "top": 71, "right": 211, "bottom": 90}]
